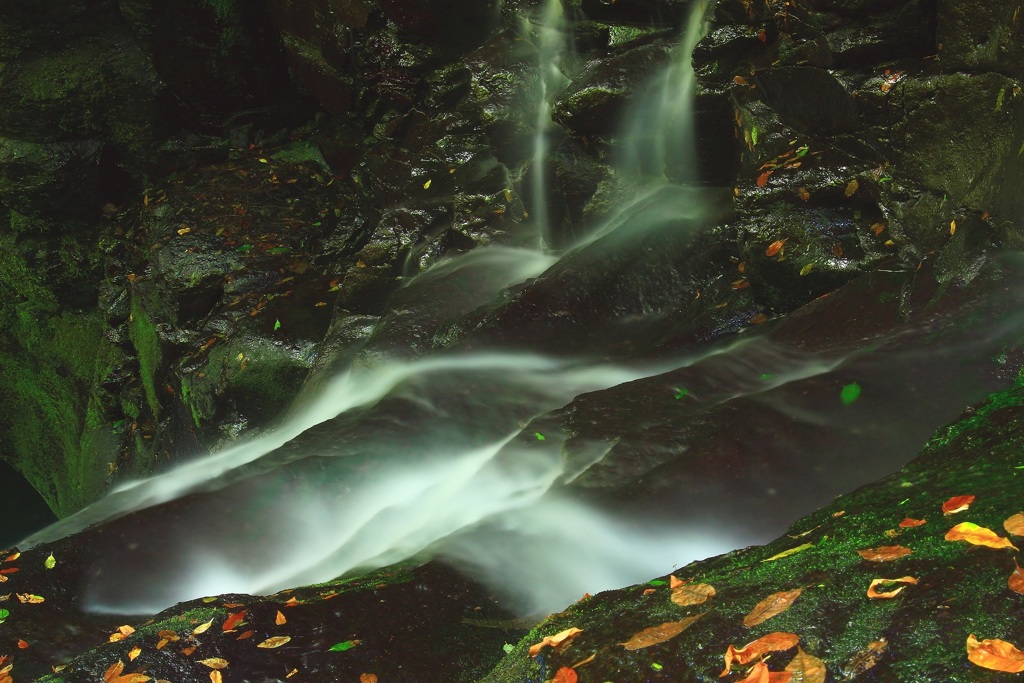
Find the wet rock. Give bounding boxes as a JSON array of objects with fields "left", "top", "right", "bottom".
[
  {"left": 0, "top": 138, "right": 103, "bottom": 219},
  {"left": 754, "top": 66, "right": 861, "bottom": 135}
]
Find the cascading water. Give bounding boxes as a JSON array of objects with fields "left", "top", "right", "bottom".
[
  {"left": 19, "top": 0, "right": 1024, "bottom": 622},
  {"left": 526, "top": 0, "right": 570, "bottom": 247}
]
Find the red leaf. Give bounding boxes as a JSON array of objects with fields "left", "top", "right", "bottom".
[
  {"left": 222, "top": 610, "right": 247, "bottom": 631},
  {"left": 553, "top": 667, "right": 578, "bottom": 683},
  {"left": 942, "top": 495, "right": 975, "bottom": 514},
  {"left": 757, "top": 171, "right": 772, "bottom": 187}
]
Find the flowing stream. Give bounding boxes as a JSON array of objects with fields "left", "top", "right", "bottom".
[{"left": 21, "top": 1, "right": 1024, "bottom": 617}]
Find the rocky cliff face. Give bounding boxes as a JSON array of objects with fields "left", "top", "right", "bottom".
[{"left": 0, "top": 0, "right": 1023, "bottom": 680}]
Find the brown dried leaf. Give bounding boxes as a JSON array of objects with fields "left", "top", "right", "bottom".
[
  {"left": 967, "top": 634, "right": 1024, "bottom": 673},
  {"left": 670, "top": 582, "right": 716, "bottom": 606},
  {"left": 528, "top": 627, "right": 582, "bottom": 657},
  {"left": 257, "top": 636, "right": 292, "bottom": 649},
  {"left": 898, "top": 518, "right": 926, "bottom": 528},
  {"left": 721, "top": 632, "right": 800, "bottom": 676},
  {"left": 784, "top": 646, "right": 826, "bottom": 683},
  {"left": 275, "top": 610, "right": 287, "bottom": 625},
  {"left": 841, "top": 639, "right": 887, "bottom": 678},
  {"left": 1010, "top": 559, "right": 1024, "bottom": 595},
  {"left": 1003, "top": 512, "right": 1024, "bottom": 537},
  {"left": 743, "top": 588, "right": 803, "bottom": 627},
  {"left": 844, "top": 179, "right": 859, "bottom": 197},
  {"left": 945, "top": 522, "right": 1017, "bottom": 550},
  {"left": 866, "top": 576, "right": 917, "bottom": 599},
  {"left": 797, "top": 187, "right": 810, "bottom": 201},
  {"left": 856, "top": 545, "right": 912, "bottom": 562},
  {"left": 620, "top": 614, "right": 704, "bottom": 650},
  {"left": 360, "top": 675, "right": 378, "bottom": 683}
]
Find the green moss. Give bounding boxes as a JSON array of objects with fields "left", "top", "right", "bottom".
[{"left": 129, "top": 293, "right": 162, "bottom": 419}]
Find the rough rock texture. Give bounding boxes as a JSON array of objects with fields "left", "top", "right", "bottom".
[{"left": 0, "top": 0, "right": 1022, "bottom": 679}]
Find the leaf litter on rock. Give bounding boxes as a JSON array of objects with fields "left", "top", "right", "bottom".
[
  {"left": 619, "top": 614, "right": 705, "bottom": 650},
  {"left": 743, "top": 588, "right": 802, "bottom": 627}
]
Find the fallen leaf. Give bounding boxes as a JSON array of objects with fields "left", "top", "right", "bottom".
[
  {"left": 967, "top": 634, "right": 1024, "bottom": 673},
  {"left": 0, "top": 568, "right": 18, "bottom": 575},
  {"left": 722, "top": 632, "right": 800, "bottom": 676},
  {"left": 276, "top": 610, "right": 287, "bottom": 625},
  {"left": 870, "top": 222, "right": 886, "bottom": 236},
  {"left": 743, "top": 588, "right": 803, "bottom": 627},
  {"left": 237, "top": 630, "right": 255, "bottom": 640},
  {"left": 553, "top": 666, "right": 578, "bottom": 683},
  {"left": 128, "top": 646, "right": 141, "bottom": 661},
  {"left": 856, "top": 545, "right": 912, "bottom": 561},
  {"left": 784, "top": 646, "right": 826, "bottom": 683},
  {"left": 193, "top": 619, "right": 214, "bottom": 635},
  {"left": 104, "top": 661, "right": 125, "bottom": 683},
  {"left": 360, "top": 675, "right": 378, "bottom": 683},
  {"left": 16, "top": 593, "right": 44, "bottom": 604},
  {"left": 4, "top": 553, "right": 19, "bottom": 563},
  {"left": 669, "top": 575, "right": 685, "bottom": 589},
  {"left": 763, "top": 543, "right": 813, "bottom": 562},
  {"left": 832, "top": 244, "right": 844, "bottom": 258},
  {"left": 799, "top": 263, "right": 813, "bottom": 276},
  {"left": 620, "top": 614, "right": 704, "bottom": 650},
  {"left": 181, "top": 646, "right": 197, "bottom": 656},
  {"left": 109, "top": 625, "right": 136, "bottom": 642},
  {"left": 898, "top": 518, "right": 926, "bottom": 528},
  {"left": 1003, "top": 512, "right": 1024, "bottom": 537},
  {"left": 844, "top": 179, "right": 859, "bottom": 197},
  {"left": 17, "top": 639, "right": 28, "bottom": 649},
  {"left": 732, "top": 278, "right": 750, "bottom": 290},
  {"left": 222, "top": 610, "right": 247, "bottom": 631},
  {"left": 945, "top": 522, "right": 1017, "bottom": 550},
  {"left": 198, "top": 658, "right": 228, "bottom": 669},
  {"left": 328, "top": 640, "right": 361, "bottom": 652},
  {"left": 1009, "top": 559, "right": 1024, "bottom": 595},
  {"left": 45, "top": 554, "right": 56, "bottom": 569},
  {"left": 797, "top": 187, "right": 810, "bottom": 201},
  {"left": 942, "top": 494, "right": 975, "bottom": 514},
  {"left": 210, "top": 671, "right": 223, "bottom": 683},
  {"left": 671, "top": 582, "right": 716, "bottom": 606},
  {"left": 257, "top": 636, "right": 292, "bottom": 649},
  {"left": 737, "top": 661, "right": 793, "bottom": 683},
  {"left": 765, "top": 239, "right": 788, "bottom": 257},
  {"left": 757, "top": 170, "right": 772, "bottom": 186},
  {"left": 529, "top": 627, "right": 583, "bottom": 657},
  {"left": 866, "top": 576, "right": 918, "bottom": 599}
]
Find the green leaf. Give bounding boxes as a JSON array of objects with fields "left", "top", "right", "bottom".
[
  {"left": 44, "top": 554, "right": 56, "bottom": 569},
  {"left": 0, "top": 608, "right": 9, "bottom": 623},
  {"left": 674, "top": 387, "right": 689, "bottom": 399},
  {"left": 648, "top": 579, "right": 667, "bottom": 586},
  {"left": 236, "top": 244, "right": 253, "bottom": 253},
  {"left": 534, "top": 432, "right": 545, "bottom": 441},
  {"left": 750, "top": 126, "right": 759, "bottom": 146},
  {"left": 274, "top": 319, "right": 282, "bottom": 331},
  {"left": 267, "top": 246, "right": 290, "bottom": 255},
  {"left": 996, "top": 87, "right": 1006, "bottom": 112},
  {"left": 840, "top": 382, "right": 862, "bottom": 406},
  {"left": 329, "top": 640, "right": 360, "bottom": 652}
]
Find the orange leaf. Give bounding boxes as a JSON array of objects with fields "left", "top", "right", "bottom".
[
  {"left": 17, "top": 639, "right": 28, "bottom": 649},
  {"left": 553, "top": 666, "right": 578, "bottom": 683},
  {"left": 721, "top": 633, "right": 800, "bottom": 676},
  {"left": 275, "top": 610, "right": 287, "bottom": 625},
  {"left": 237, "top": 631, "right": 255, "bottom": 640},
  {"left": 1003, "top": 512, "right": 1024, "bottom": 537},
  {"left": 784, "top": 646, "right": 826, "bottom": 683},
  {"left": 222, "top": 610, "right": 246, "bottom": 631},
  {"left": 757, "top": 171, "right": 772, "bottom": 186},
  {"left": 210, "top": 671, "right": 223, "bottom": 683},
  {"left": 967, "top": 634, "right": 1024, "bottom": 673},
  {"left": 670, "top": 582, "right": 716, "bottom": 606},
  {"left": 941, "top": 494, "right": 975, "bottom": 514},
  {"left": 104, "top": 661, "right": 125, "bottom": 683},
  {"left": 870, "top": 222, "right": 886, "bottom": 236},
  {"left": 620, "top": 614, "right": 704, "bottom": 650},
  {"left": 360, "top": 675, "right": 378, "bottom": 683},
  {"left": 731, "top": 279, "right": 751, "bottom": 290},
  {"left": 734, "top": 75, "right": 750, "bottom": 85},
  {"left": 128, "top": 646, "right": 141, "bottom": 661},
  {"left": 0, "top": 568, "right": 19, "bottom": 575},
  {"left": 866, "top": 576, "right": 917, "bottom": 599},
  {"left": 4, "top": 552, "right": 19, "bottom": 562},
  {"left": 1009, "top": 559, "right": 1024, "bottom": 595},
  {"left": 945, "top": 522, "right": 1017, "bottom": 550},
  {"left": 743, "top": 588, "right": 803, "bottom": 627},
  {"left": 856, "top": 545, "right": 912, "bottom": 561},
  {"left": 898, "top": 518, "right": 926, "bottom": 528},
  {"left": 669, "top": 575, "right": 685, "bottom": 589},
  {"left": 528, "top": 627, "right": 583, "bottom": 657},
  {"left": 765, "top": 239, "right": 788, "bottom": 257}
]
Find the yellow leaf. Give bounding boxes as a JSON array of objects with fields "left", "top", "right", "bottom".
[
  {"left": 949, "top": 219, "right": 956, "bottom": 235},
  {"left": 945, "top": 522, "right": 1018, "bottom": 550},
  {"left": 198, "top": 658, "right": 228, "bottom": 669},
  {"left": 619, "top": 614, "right": 704, "bottom": 650},
  {"left": 128, "top": 646, "right": 141, "bottom": 661},
  {"left": 257, "top": 636, "right": 292, "bottom": 649},
  {"left": 193, "top": 619, "right": 214, "bottom": 635},
  {"left": 799, "top": 263, "right": 813, "bottom": 276},
  {"left": 866, "top": 576, "right": 917, "bottom": 599},
  {"left": 275, "top": 610, "right": 287, "bottom": 625},
  {"left": 762, "top": 543, "right": 813, "bottom": 562},
  {"left": 967, "top": 634, "right": 1024, "bottom": 673},
  {"left": 844, "top": 179, "right": 859, "bottom": 197},
  {"left": 210, "top": 671, "right": 223, "bottom": 683},
  {"left": 670, "top": 582, "right": 716, "bottom": 606},
  {"left": 423, "top": 179, "right": 431, "bottom": 189},
  {"left": 16, "top": 593, "right": 45, "bottom": 604},
  {"left": 743, "top": 588, "right": 803, "bottom": 627}
]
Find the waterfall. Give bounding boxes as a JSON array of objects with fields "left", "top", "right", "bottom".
[{"left": 527, "top": 0, "right": 570, "bottom": 248}]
